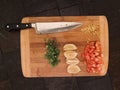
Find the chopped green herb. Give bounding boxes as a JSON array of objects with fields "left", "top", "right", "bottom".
[{"left": 45, "top": 39, "right": 60, "bottom": 67}]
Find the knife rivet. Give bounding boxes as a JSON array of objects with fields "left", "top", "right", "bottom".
[
  {"left": 26, "top": 24, "right": 28, "bottom": 27},
  {"left": 6, "top": 25, "right": 9, "bottom": 28},
  {"left": 16, "top": 25, "right": 19, "bottom": 27}
]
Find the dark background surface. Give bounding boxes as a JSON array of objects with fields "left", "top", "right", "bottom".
[{"left": 0, "top": 0, "right": 120, "bottom": 90}]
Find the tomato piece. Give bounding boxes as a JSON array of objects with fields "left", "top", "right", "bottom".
[
  {"left": 97, "top": 56, "right": 102, "bottom": 60},
  {"left": 88, "top": 48, "right": 95, "bottom": 53},
  {"left": 84, "top": 53, "right": 90, "bottom": 59},
  {"left": 87, "top": 68, "right": 91, "bottom": 73},
  {"left": 94, "top": 57, "right": 99, "bottom": 62},
  {"left": 94, "top": 51, "right": 99, "bottom": 56},
  {"left": 89, "top": 60, "right": 96, "bottom": 64},
  {"left": 91, "top": 63, "right": 96, "bottom": 68},
  {"left": 89, "top": 41, "right": 95, "bottom": 46},
  {"left": 95, "top": 41, "right": 101, "bottom": 51},
  {"left": 96, "top": 47, "right": 101, "bottom": 52},
  {"left": 91, "top": 68, "right": 96, "bottom": 73},
  {"left": 85, "top": 55, "right": 90, "bottom": 60},
  {"left": 84, "top": 49, "right": 89, "bottom": 55},
  {"left": 96, "top": 64, "right": 102, "bottom": 68},
  {"left": 101, "top": 54, "right": 103, "bottom": 57},
  {"left": 90, "top": 46, "right": 95, "bottom": 49},
  {"left": 90, "top": 53, "right": 95, "bottom": 58},
  {"left": 97, "top": 59, "right": 103, "bottom": 64},
  {"left": 85, "top": 45, "right": 90, "bottom": 50},
  {"left": 87, "top": 64, "right": 92, "bottom": 68},
  {"left": 96, "top": 66, "right": 102, "bottom": 72},
  {"left": 95, "top": 41, "right": 101, "bottom": 47},
  {"left": 82, "top": 41, "right": 103, "bottom": 73}
]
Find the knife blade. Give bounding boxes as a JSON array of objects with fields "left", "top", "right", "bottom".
[{"left": 5, "top": 22, "right": 82, "bottom": 34}]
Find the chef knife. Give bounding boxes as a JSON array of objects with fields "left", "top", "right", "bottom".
[{"left": 5, "top": 22, "right": 82, "bottom": 34}]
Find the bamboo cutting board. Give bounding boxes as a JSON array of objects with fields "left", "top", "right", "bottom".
[{"left": 20, "top": 16, "right": 109, "bottom": 77}]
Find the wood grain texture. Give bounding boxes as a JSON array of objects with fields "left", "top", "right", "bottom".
[
  {"left": 21, "top": 18, "right": 31, "bottom": 77},
  {"left": 20, "top": 16, "right": 109, "bottom": 77}
]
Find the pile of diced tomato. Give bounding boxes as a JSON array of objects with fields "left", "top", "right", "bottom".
[{"left": 81, "top": 41, "right": 103, "bottom": 73}]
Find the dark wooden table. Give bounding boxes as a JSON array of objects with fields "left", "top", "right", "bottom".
[{"left": 0, "top": 0, "right": 120, "bottom": 90}]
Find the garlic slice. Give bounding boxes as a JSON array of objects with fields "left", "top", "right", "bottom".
[
  {"left": 63, "top": 44, "right": 77, "bottom": 51},
  {"left": 67, "top": 64, "right": 81, "bottom": 74}
]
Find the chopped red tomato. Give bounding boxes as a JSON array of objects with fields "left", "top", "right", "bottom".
[{"left": 81, "top": 41, "right": 103, "bottom": 73}]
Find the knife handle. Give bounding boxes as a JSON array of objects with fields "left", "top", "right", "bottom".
[{"left": 5, "top": 23, "right": 32, "bottom": 31}]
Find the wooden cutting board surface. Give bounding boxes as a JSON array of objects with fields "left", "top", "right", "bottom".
[{"left": 20, "top": 16, "right": 109, "bottom": 77}]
